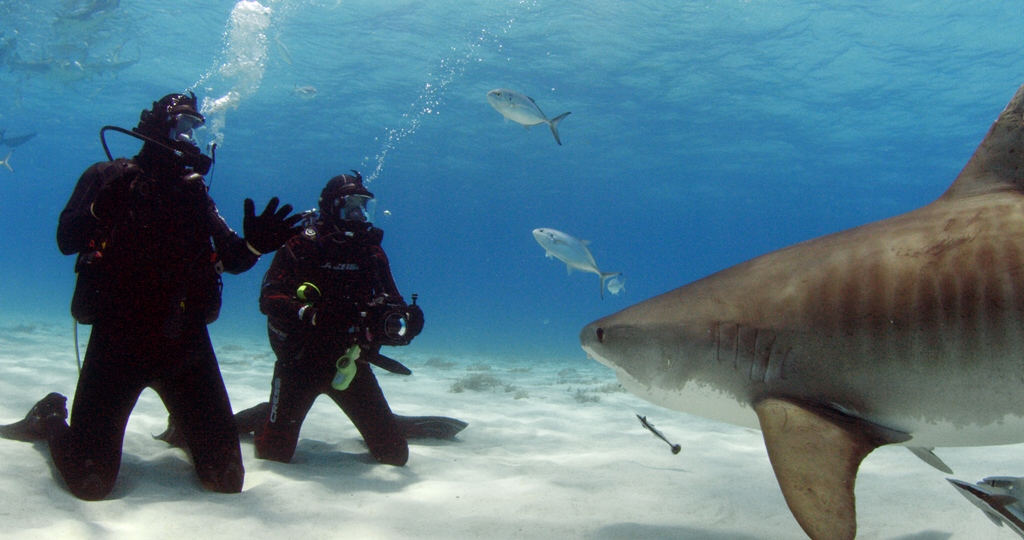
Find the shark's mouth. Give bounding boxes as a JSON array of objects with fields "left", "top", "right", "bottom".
[{"left": 581, "top": 344, "right": 616, "bottom": 370}]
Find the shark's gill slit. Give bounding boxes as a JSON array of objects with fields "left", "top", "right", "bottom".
[
  {"left": 713, "top": 322, "right": 721, "bottom": 363},
  {"left": 750, "top": 332, "right": 776, "bottom": 382}
]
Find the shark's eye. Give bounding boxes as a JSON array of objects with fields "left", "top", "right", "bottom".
[{"left": 596, "top": 328, "right": 605, "bottom": 343}]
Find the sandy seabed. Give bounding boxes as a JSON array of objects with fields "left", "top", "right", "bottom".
[{"left": 0, "top": 320, "right": 1020, "bottom": 540}]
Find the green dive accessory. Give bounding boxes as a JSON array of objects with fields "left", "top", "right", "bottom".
[{"left": 332, "top": 344, "right": 360, "bottom": 391}]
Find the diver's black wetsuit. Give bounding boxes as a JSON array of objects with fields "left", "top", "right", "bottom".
[
  {"left": 254, "top": 221, "right": 408, "bottom": 465},
  {"left": 53, "top": 147, "right": 258, "bottom": 499}
]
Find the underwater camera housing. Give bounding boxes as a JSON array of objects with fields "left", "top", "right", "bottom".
[{"left": 363, "top": 294, "right": 419, "bottom": 346}]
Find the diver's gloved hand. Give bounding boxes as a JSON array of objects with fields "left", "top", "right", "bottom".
[
  {"left": 405, "top": 304, "right": 424, "bottom": 340},
  {"left": 243, "top": 197, "right": 303, "bottom": 254},
  {"left": 306, "top": 297, "right": 356, "bottom": 329},
  {"left": 91, "top": 169, "right": 134, "bottom": 221}
]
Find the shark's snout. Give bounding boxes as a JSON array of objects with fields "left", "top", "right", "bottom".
[
  {"left": 579, "top": 321, "right": 600, "bottom": 348},
  {"left": 580, "top": 321, "right": 615, "bottom": 368}
]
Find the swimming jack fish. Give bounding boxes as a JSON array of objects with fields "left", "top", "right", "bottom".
[
  {"left": 487, "top": 88, "right": 570, "bottom": 145},
  {"left": 580, "top": 82, "right": 1024, "bottom": 540},
  {"left": 533, "top": 228, "right": 620, "bottom": 299},
  {"left": 606, "top": 276, "right": 626, "bottom": 296}
]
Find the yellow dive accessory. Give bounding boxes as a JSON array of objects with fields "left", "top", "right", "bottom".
[
  {"left": 332, "top": 344, "right": 360, "bottom": 391},
  {"left": 296, "top": 282, "right": 321, "bottom": 302}
]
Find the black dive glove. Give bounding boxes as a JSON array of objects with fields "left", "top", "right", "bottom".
[
  {"left": 405, "top": 304, "right": 424, "bottom": 340},
  {"left": 91, "top": 165, "right": 137, "bottom": 221},
  {"left": 303, "top": 297, "right": 356, "bottom": 329},
  {"left": 243, "top": 197, "right": 303, "bottom": 254}
]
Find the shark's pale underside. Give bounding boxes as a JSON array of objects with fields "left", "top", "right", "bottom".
[{"left": 580, "top": 82, "right": 1024, "bottom": 540}]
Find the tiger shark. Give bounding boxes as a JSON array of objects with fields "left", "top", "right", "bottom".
[{"left": 580, "top": 82, "right": 1024, "bottom": 540}]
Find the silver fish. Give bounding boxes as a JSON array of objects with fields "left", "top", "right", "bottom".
[
  {"left": 533, "top": 228, "right": 619, "bottom": 299},
  {"left": 487, "top": 88, "right": 570, "bottom": 145},
  {"left": 606, "top": 276, "right": 626, "bottom": 296},
  {"left": 581, "top": 83, "right": 1024, "bottom": 539},
  {"left": 292, "top": 85, "right": 317, "bottom": 99}
]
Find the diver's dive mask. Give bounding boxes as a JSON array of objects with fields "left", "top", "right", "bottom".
[
  {"left": 169, "top": 113, "right": 205, "bottom": 145},
  {"left": 334, "top": 194, "right": 376, "bottom": 224}
]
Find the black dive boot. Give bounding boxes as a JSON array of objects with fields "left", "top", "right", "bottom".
[
  {"left": 156, "top": 402, "right": 272, "bottom": 450},
  {"left": 153, "top": 415, "right": 187, "bottom": 449},
  {"left": 0, "top": 393, "right": 68, "bottom": 442},
  {"left": 234, "top": 402, "right": 270, "bottom": 435}
]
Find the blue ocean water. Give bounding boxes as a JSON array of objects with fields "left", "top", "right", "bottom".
[{"left": 0, "top": 0, "right": 1021, "bottom": 363}]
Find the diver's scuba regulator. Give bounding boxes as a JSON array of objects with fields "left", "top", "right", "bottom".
[{"left": 100, "top": 125, "right": 216, "bottom": 176}]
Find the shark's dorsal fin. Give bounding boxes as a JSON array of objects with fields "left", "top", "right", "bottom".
[
  {"left": 754, "top": 399, "right": 905, "bottom": 540},
  {"left": 942, "top": 83, "right": 1024, "bottom": 199}
]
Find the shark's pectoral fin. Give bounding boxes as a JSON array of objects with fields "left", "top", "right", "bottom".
[{"left": 754, "top": 399, "right": 907, "bottom": 540}]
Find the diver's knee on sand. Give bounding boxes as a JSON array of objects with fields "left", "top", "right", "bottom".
[
  {"left": 67, "top": 471, "right": 116, "bottom": 501},
  {"left": 55, "top": 456, "right": 118, "bottom": 501},
  {"left": 370, "top": 437, "right": 409, "bottom": 466},
  {"left": 197, "top": 461, "right": 244, "bottom": 494},
  {"left": 254, "top": 427, "right": 298, "bottom": 463},
  {"left": 376, "top": 448, "right": 408, "bottom": 467}
]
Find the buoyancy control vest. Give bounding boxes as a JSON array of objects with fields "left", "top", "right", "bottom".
[{"left": 71, "top": 160, "right": 224, "bottom": 331}]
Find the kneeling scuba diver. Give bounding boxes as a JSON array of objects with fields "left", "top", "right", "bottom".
[
  {"left": 0, "top": 91, "right": 303, "bottom": 500},
  {"left": 156, "top": 172, "right": 466, "bottom": 456},
  {"left": 156, "top": 292, "right": 467, "bottom": 447}
]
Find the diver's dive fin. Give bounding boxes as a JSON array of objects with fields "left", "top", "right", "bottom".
[
  {"left": 157, "top": 405, "right": 464, "bottom": 448},
  {"left": 234, "top": 402, "right": 270, "bottom": 434},
  {"left": 394, "top": 415, "right": 468, "bottom": 440},
  {"left": 0, "top": 392, "right": 67, "bottom": 442},
  {"left": 156, "top": 402, "right": 272, "bottom": 451},
  {"left": 153, "top": 415, "right": 187, "bottom": 449}
]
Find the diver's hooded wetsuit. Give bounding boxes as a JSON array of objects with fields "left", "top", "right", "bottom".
[
  {"left": 39, "top": 93, "right": 297, "bottom": 500},
  {"left": 254, "top": 175, "right": 413, "bottom": 465}
]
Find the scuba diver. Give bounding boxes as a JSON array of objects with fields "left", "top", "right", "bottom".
[
  {"left": 233, "top": 172, "right": 464, "bottom": 465},
  {"left": 153, "top": 172, "right": 466, "bottom": 461},
  {"left": 0, "top": 92, "right": 302, "bottom": 500}
]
